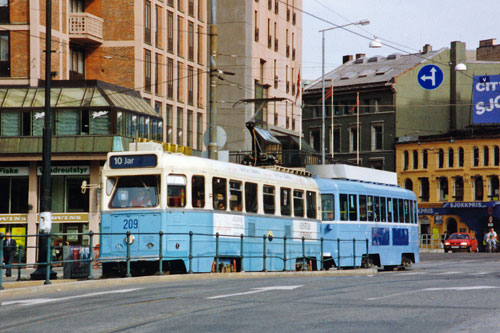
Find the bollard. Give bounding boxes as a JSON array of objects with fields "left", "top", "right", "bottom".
[
  {"left": 126, "top": 231, "right": 131, "bottom": 278},
  {"left": 188, "top": 231, "right": 193, "bottom": 274},
  {"left": 240, "top": 234, "right": 245, "bottom": 272},
  {"left": 0, "top": 233, "right": 4, "bottom": 290},
  {"left": 282, "top": 236, "right": 287, "bottom": 272},
  {"left": 301, "top": 236, "right": 306, "bottom": 271},
  {"left": 215, "top": 232, "right": 219, "bottom": 273},
  {"left": 158, "top": 231, "right": 163, "bottom": 275},
  {"left": 337, "top": 238, "right": 341, "bottom": 270},
  {"left": 17, "top": 245, "right": 22, "bottom": 281},
  {"left": 353, "top": 238, "right": 356, "bottom": 269},
  {"left": 262, "top": 234, "right": 267, "bottom": 272},
  {"left": 88, "top": 231, "right": 94, "bottom": 280},
  {"left": 320, "top": 237, "right": 324, "bottom": 271},
  {"left": 45, "top": 234, "right": 52, "bottom": 285}
]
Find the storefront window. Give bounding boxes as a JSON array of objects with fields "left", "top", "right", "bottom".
[{"left": 0, "top": 177, "right": 28, "bottom": 213}]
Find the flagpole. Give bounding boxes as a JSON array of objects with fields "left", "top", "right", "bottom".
[
  {"left": 356, "top": 92, "right": 360, "bottom": 165},
  {"left": 331, "top": 84, "right": 334, "bottom": 159}
]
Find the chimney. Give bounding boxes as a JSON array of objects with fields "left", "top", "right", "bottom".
[
  {"left": 422, "top": 44, "right": 432, "bottom": 53},
  {"left": 342, "top": 55, "right": 353, "bottom": 64},
  {"left": 355, "top": 53, "right": 365, "bottom": 60}
]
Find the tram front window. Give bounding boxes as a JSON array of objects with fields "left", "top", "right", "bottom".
[{"left": 110, "top": 175, "right": 159, "bottom": 208}]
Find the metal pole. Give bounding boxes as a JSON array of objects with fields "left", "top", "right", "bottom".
[
  {"left": 88, "top": 231, "right": 94, "bottom": 279},
  {"left": 262, "top": 234, "right": 267, "bottom": 272},
  {"left": 158, "top": 231, "right": 163, "bottom": 275},
  {"left": 188, "top": 231, "right": 193, "bottom": 274},
  {"left": 353, "top": 238, "right": 356, "bottom": 269},
  {"left": 283, "top": 235, "right": 287, "bottom": 271},
  {"left": 356, "top": 92, "right": 360, "bottom": 165},
  {"left": 320, "top": 237, "right": 324, "bottom": 271},
  {"left": 321, "top": 31, "right": 326, "bottom": 165},
  {"left": 31, "top": 0, "right": 56, "bottom": 281},
  {"left": 215, "top": 232, "right": 219, "bottom": 272},
  {"left": 0, "top": 233, "right": 4, "bottom": 290},
  {"left": 126, "top": 231, "right": 131, "bottom": 278},
  {"left": 331, "top": 83, "right": 334, "bottom": 159},
  {"left": 337, "top": 238, "right": 340, "bottom": 270},
  {"left": 302, "top": 236, "right": 306, "bottom": 271},
  {"left": 17, "top": 245, "right": 22, "bottom": 281},
  {"left": 45, "top": 233, "right": 51, "bottom": 285},
  {"left": 208, "top": 0, "right": 218, "bottom": 160},
  {"left": 240, "top": 234, "right": 244, "bottom": 272}
]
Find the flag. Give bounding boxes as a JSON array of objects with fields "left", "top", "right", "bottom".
[
  {"left": 347, "top": 95, "right": 360, "bottom": 113},
  {"left": 295, "top": 71, "right": 301, "bottom": 102},
  {"left": 317, "top": 85, "right": 333, "bottom": 103}
]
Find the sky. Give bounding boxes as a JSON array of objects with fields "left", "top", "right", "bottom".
[{"left": 302, "top": 0, "right": 500, "bottom": 80}]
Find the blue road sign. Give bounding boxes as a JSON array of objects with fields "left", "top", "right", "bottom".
[{"left": 417, "top": 64, "right": 444, "bottom": 90}]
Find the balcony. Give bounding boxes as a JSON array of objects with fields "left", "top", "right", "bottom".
[{"left": 69, "top": 13, "right": 104, "bottom": 45}]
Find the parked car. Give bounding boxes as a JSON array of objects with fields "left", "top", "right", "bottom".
[{"left": 444, "top": 233, "right": 478, "bottom": 253}]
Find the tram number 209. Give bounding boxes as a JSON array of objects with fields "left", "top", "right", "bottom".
[{"left": 123, "top": 219, "right": 139, "bottom": 230}]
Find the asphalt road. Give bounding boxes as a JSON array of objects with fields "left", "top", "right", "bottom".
[{"left": 0, "top": 253, "right": 499, "bottom": 332}]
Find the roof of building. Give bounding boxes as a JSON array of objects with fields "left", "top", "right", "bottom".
[{"left": 304, "top": 48, "right": 446, "bottom": 92}]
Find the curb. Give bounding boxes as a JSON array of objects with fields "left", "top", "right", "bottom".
[{"left": 0, "top": 268, "right": 377, "bottom": 298}]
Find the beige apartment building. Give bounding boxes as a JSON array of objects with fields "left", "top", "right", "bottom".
[
  {"left": 216, "top": 0, "right": 302, "bottom": 154},
  {"left": 0, "top": 0, "right": 208, "bottom": 262}
]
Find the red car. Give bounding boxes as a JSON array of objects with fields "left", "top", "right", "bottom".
[{"left": 444, "top": 233, "right": 478, "bottom": 253}]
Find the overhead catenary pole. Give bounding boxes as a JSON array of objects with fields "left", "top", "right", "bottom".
[
  {"left": 321, "top": 30, "right": 325, "bottom": 164},
  {"left": 330, "top": 83, "right": 334, "bottom": 159},
  {"left": 31, "top": 0, "right": 56, "bottom": 281},
  {"left": 208, "top": 0, "right": 218, "bottom": 160},
  {"left": 356, "top": 92, "right": 360, "bottom": 165}
]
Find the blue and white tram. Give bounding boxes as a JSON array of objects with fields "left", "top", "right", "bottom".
[
  {"left": 100, "top": 143, "right": 322, "bottom": 275},
  {"left": 308, "top": 165, "right": 420, "bottom": 269}
]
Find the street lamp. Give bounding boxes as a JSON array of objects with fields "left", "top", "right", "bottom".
[{"left": 320, "top": 20, "right": 370, "bottom": 164}]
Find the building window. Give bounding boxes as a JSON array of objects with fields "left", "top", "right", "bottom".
[
  {"left": 155, "top": 5, "right": 162, "bottom": 48},
  {"left": 167, "top": 58, "right": 174, "bottom": 99},
  {"left": 473, "top": 146, "right": 479, "bottom": 166},
  {"left": 333, "top": 127, "right": 341, "bottom": 153},
  {"left": 177, "top": 62, "right": 183, "bottom": 102},
  {"left": 422, "top": 149, "right": 428, "bottom": 169},
  {"left": 413, "top": 150, "right": 418, "bottom": 169},
  {"left": 0, "top": 31, "right": 9, "bottom": 77},
  {"left": 145, "top": 1, "right": 152, "bottom": 44},
  {"left": 177, "top": 16, "right": 184, "bottom": 57},
  {"left": 145, "top": 50, "right": 152, "bottom": 93},
  {"left": 447, "top": 148, "right": 453, "bottom": 167},
  {"left": 188, "top": 0, "right": 194, "bottom": 16},
  {"left": 187, "top": 110, "right": 193, "bottom": 147},
  {"left": 495, "top": 146, "right": 500, "bottom": 166},
  {"left": 155, "top": 53, "right": 161, "bottom": 95},
  {"left": 197, "top": 25, "right": 204, "bottom": 65},
  {"left": 490, "top": 176, "right": 499, "bottom": 201},
  {"left": 454, "top": 177, "right": 464, "bottom": 201},
  {"left": 177, "top": 107, "right": 184, "bottom": 145},
  {"left": 371, "top": 124, "right": 383, "bottom": 151},
  {"left": 484, "top": 146, "right": 489, "bottom": 166},
  {"left": 458, "top": 147, "right": 464, "bottom": 167},
  {"left": 404, "top": 178, "right": 413, "bottom": 191},
  {"left": 0, "top": 177, "right": 28, "bottom": 213},
  {"left": 403, "top": 150, "right": 409, "bottom": 170},
  {"left": 0, "top": 0, "right": 9, "bottom": 23},
  {"left": 474, "top": 176, "right": 483, "bottom": 201},
  {"left": 188, "top": 65, "right": 194, "bottom": 105},
  {"left": 70, "top": 47, "right": 84, "bottom": 80},
  {"left": 167, "top": 11, "right": 174, "bottom": 53},
  {"left": 166, "top": 104, "right": 173, "bottom": 142},
  {"left": 438, "top": 149, "right": 444, "bottom": 168},
  {"left": 197, "top": 113, "right": 203, "bottom": 150},
  {"left": 439, "top": 177, "right": 448, "bottom": 201},
  {"left": 188, "top": 21, "right": 194, "bottom": 61},
  {"left": 419, "top": 178, "right": 429, "bottom": 202},
  {"left": 349, "top": 127, "right": 358, "bottom": 153}
]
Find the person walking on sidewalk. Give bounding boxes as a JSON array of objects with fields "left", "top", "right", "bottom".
[{"left": 3, "top": 232, "right": 17, "bottom": 277}]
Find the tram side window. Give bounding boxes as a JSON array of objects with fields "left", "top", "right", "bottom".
[
  {"left": 340, "top": 194, "right": 348, "bottom": 221},
  {"left": 387, "top": 198, "right": 393, "bottom": 222},
  {"left": 398, "top": 198, "right": 404, "bottom": 222},
  {"left": 393, "top": 198, "right": 399, "bottom": 222},
  {"left": 321, "top": 194, "right": 334, "bottom": 221},
  {"left": 404, "top": 199, "right": 410, "bottom": 223},
  {"left": 213, "top": 177, "right": 227, "bottom": 210},
  {"left": 409, "top": 200, "right": 414, "bottom": 223},
  {"left": 413, "top": 200, "right": 418, "bottom": 224},
  {"left": 281, "top": 188, "right": 292, "bottom": 216},
  {"left": 230, "top": 180, "right": 243, "bottom": 211},
  {"left": 306, "top": 191, "right": 317, "bottom": 219},
  {"left": 192, "top": 175, "right": 205, "bottom": 208},
  {"left": 167, "top": 175, "right": 186, "bottom": 207},
  {"left": 110, "top": 175, "right": 159, "bottom": 208},
  {"left": 293, "top": 190, "right": 304, "bottom": 217},
  {"left": 349, "top": 194, "right": 357, "bottom": 221},
  {"left": 367, "top": 196, "right": 374, "bottom": 221},
  {"left": 374, "top": 196, "right": 381, "bottom": 222},
  {"left": 380, "top": 197, "right": 387, "bottom": 222},
  {"left": 245, "top": 182, "right": 258, "bottom": 213},
  {"left": 359, "top": 195, "right": 367, "bottom": 221},
  {"left": 263, "top": 185, "right": 275, "bottom": 214}
]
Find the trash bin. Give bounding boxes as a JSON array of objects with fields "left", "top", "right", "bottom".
[{"left": 63, "top": 246, "right": 90, "bottom": 279}]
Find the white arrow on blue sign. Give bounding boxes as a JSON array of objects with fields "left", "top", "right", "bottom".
[{"left": 417, "top": 64, "right": 444, "bottom": 90}]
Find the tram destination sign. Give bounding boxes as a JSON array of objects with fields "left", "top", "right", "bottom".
[{"left": 110, "top": 154, "right": 157, "bottom": 169}]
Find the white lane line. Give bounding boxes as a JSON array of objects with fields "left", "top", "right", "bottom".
[
  {"left": 436, "top": 271, "right": 463, "bottom": 275},
  {"left": 206, "top": 285, "right": 303, "bottom": 300},
  {"left": 395, "top": 272, "right": 427, "bottom": 276},
  {"left": 470, "top": 272, "right": 489, "bottom": 276},
  {"left": 1, "top": 288, "right": 142, "bottom": 307},
  {"left": 367, "top": 286, "right": 499, "bottom": 301}
]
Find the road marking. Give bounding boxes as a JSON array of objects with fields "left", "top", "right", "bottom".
[
  {"left": 436, "top": 271, "right": 463, "bottom": 275},
  {"left": 396, "top": 272, "right": 427, "bottom": 276},
  {"left": 206, "top": 285, "right": 303, "bottom": 300},
  {"left": 470, "top": 272, "right": 489, "bottom": 276},
  {"left": 367, "top": 286, "right": 499, "bottom": 301},
  {"left": 1, "top": 288, "right": 142, "bottom": 307}
]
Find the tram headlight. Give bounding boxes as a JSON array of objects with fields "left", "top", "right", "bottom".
[{"left": 125, "top": 234, "right": 135, "bottom": 244}]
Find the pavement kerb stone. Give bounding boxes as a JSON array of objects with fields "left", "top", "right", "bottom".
[{"left": 0, "top": 268, "right": 377, "bottom": 298}]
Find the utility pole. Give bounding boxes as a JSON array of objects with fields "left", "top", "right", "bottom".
[
  {"left": 31, "top": 0, "right": 56, "bottom": 281},
  {"left": 208, "top": 0, "right": 218, "bottom": 160}
]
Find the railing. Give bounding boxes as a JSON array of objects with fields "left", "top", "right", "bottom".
[
  {"left": 0, "top": 232, "right": 370, "bottom": 289},
  {"left": 419, "top": 233, "right": 446, "bottom": 251},
  {"left": 69, "top": 13, "right": 104, "bottom": 43},
  {"left": 229, "top": 149, "right": 346, "bottom": 167}
]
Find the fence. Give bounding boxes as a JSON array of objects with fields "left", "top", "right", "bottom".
[
  {"left": 0, "top": 232, "right": 369, "bottom": 289},
  {"left": 419, "top": 233, "right": 447, "bottom": 251}
]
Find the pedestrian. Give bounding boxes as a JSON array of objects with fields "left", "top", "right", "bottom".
[{"left": 3, "top": 232, "right": 17, "bottom": 277}]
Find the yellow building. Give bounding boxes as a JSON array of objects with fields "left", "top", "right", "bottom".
[{"left": 395, "top": 130, "right": 500, "bottom": 249}]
